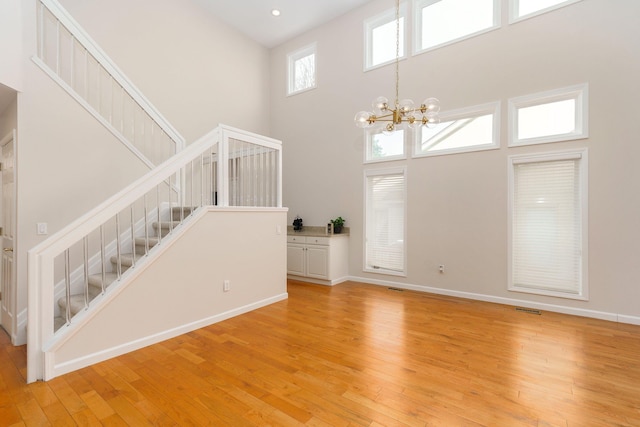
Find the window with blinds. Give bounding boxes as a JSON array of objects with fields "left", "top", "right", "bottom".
[
  {"left": 508, "top": 149, "right": 588, "bottom": 299},
  {"left": 365, "top": 167, "right": 407, "bottom": 276}
]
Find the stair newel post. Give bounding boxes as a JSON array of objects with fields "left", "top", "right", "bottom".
[
  {"left": 115, "top": 213, "right": 122, "bottom": 279},
  {"left": 130, "top": 204, "right": 135, "bottom": 269},
  {"left": 143, "top": 194, "right": 149, "bottom": 255},
  {"left": 100, "top": 224, "right": 106, "bottom": 293},
  {"left": 83, "top": 236, "right": 89, "bottom": 309},
  {"left": 64, "top": 249, "right": 71, "bottom": 324}
]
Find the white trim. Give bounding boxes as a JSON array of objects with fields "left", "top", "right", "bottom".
[
  {"left": 287, "top": 43, "right": 317, "bottom": 96},
  {"left": 509, "top": 0, "right": 583, "bottom": 24},
  {"left": 507, "top": 148, "right": 589, "bottom": 300},
  {"left": 346, "top": 276, "right": 640, "bottom": 325},
  {"left": 508, "top": 83, "right": 589, "bottom": 147},
  {"left": 413, "top": 101, "right": 500, "bottom": 158},
  {"left": 363, "top": 2, "right": 408, "bottom": 72},
  {"left": 412, "top": 0, "right": 501, "bottom": 56}
]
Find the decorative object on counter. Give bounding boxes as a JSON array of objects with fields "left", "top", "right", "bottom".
[
  {"left": 293, "top": 216, "right": 303, "bottom": 231},
  {"left": 354, "top": 0, "right": 440, "bottom": 133},
  {"left": 327, "top": 222, "right": 333, "bottom": 235},
  {"left": 330, "top": 217, "right": 345, "bottom": 234}
]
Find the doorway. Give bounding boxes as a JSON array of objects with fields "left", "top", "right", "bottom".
[{"left": 0, "top": 129, "right": 16, "bottom": 341}]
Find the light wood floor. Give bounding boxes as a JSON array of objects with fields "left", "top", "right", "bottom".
[{"left": 2, "top": 280, "right": 640, "bottom": 426}]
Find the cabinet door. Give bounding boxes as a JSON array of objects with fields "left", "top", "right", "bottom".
[
  {"left": 287, "top": 244, "right": 306, "bottom": 276},
  {"left": 306, "top": 245, "right": 329, "bottom": 279}
]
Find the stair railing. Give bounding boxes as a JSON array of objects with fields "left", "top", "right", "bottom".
[
  {"left": 34, "top": 0, "right": 185, "bottom": 166},
  {"left": 27, "top": 124, "right": 282, "bottom": 382}
]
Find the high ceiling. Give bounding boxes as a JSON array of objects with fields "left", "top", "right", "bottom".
[{"left": 191, "top": 0, "right": 374, "bottom": 48}]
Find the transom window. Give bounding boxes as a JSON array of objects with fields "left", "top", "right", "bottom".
[
  {"left": 414, "top": 102, "right": 500, "bottom": 157},
  {"left": 366, "top": 129, "right": 406, "bottom": 163},
  {"left": 413, "top": 0, "right": 499, "bottom": 54},
  {"left": 508, "top": 84, "right": 588, "bottom": 147},
  {"left": 510, "top": 0, "right": 583, "bottom": 23},
  {"left": 364, "top": 3, "right": 407, "bottom": 70},
  {"left": 287, "top": 43, "right": 317, "bottom": 96}
]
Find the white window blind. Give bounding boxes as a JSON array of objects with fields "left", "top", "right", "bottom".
[
  {"left": 510, "top": 152, "right": 586, "bottom": 297},
  {"left": 365, "top": 168, "right": 406, "bottom": 275}
]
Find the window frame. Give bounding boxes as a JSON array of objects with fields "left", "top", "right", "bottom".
[
  {"left": 508, "top": 83, "right": 589, "bottom": 147},
  {"left": 507, "top": 148, "right": 589, "bottom": 300},
  {"left": 413, "top": 0, "right": 501, "bottom": 56},
  {"left": 413, "top": 101, "right": 501, "bottom": 158},
  {"left": 286, "top": 43, "right": 317, "bottom": 96},
  {"left": 364, "top": 166, "right": 408, "bottom": 277},
  {"left": 365, "top": 129, "right": 407, "bottom": 163},
  {"left": 364, "top": 3, "right": 408, "bottom": 71},
  {"left": 509, "top": 0, "right": 583, "bottom": 24}
]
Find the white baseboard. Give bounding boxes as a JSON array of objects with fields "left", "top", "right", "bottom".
[
  {"left": 347, "top": 276, "right": 639, "bottom": 325},
  {"left": 287, "top": 275, "right": 349, "bottom": 287},
  {"left": 45, "top": 292, "right": 288, "bottom": 380}
]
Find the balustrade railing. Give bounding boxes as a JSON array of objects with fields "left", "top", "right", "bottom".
[
  {"left": 34, "top": 0, "right": 185, "bottom": 166},
  {"left": 28, "top": 125, "right": 282, "bottom": 382}
]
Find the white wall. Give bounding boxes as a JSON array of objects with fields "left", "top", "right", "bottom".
[
  {"left": 270, "top": 0, "right": 640, "bottom": 320},
  {"left": 0, "top": 0, "right": 23, "bottom": 91},
  {"left": 48, "top": 209, "right": 288, "bottom": 379},
  {"left": 58, "top": 0, "right": 272, "bottom": 142}
]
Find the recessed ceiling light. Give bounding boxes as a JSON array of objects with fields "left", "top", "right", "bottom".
[{"left": 271, "top": 9, "right": 281, "bottom": 17}]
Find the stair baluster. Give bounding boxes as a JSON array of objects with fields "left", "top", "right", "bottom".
[
  {"left": 129, "top": 205, "right": 135, "bottom": 269},
  {"left": 83, "top": 236, "right": 89, "bottom": 309}
]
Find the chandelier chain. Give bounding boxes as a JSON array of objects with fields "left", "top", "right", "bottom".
[{"left": 395, "top": 0, "right": 400, "bottom": 108}]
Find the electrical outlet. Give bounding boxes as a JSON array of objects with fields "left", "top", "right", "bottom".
[
  {"left": 223, "top": 280, "right": 231, "bottom": 292},
  {"left": 439, "top": 264, "right": 445, "bottom": 273}
]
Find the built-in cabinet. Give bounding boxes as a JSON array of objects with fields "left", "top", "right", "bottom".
[{"left": 287, "top": 234, "right": 348, "bottom": 285}]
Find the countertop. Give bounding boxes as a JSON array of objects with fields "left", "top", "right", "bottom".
[{"left": 287, "top": 225, "right": 349, "bottom": 237}]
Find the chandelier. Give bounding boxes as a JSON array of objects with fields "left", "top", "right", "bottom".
[{"left": 354, "top": 0, "right": 440, "bottom": 133}]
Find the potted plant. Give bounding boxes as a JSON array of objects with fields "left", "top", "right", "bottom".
[{"left": 330, "top": 216, "right": 345, "bottom": 234}]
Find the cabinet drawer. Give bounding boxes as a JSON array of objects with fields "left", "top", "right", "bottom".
[
  {"left": 287, "top": 235, "right": 305, "bottom": 243},
  {"left": 306, "top": 236, "right": 329, "bottom": 245}
]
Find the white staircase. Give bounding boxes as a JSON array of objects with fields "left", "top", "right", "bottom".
[{"left": 27, "top": 0, "right": 285, "bottom": 383}]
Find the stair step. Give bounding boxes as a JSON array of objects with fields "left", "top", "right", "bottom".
[
  {"left": 152, "top": 221, "right": 182, "bottom": 237},
  {"left": 134, "top": 237, "right": 160, "bottom": 255},
  {"left": 152, "top": 221, "right": 182, "bottom": 230},
  {"left": 57, "top": 294, "right": 93, "bottom": 317},
  {"left": 110, "top": 253, "right": 144, "bottom": 269},
  {"left": 88, "top": 272, "right": 119, "bottom": 290},
  {"left": 171, "top": 206, "right": 196, "bottom": 221}
]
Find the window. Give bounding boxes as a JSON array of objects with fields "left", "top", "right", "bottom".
[
  {"left": 364, "top": 4, "right": 407, "bottom": 70},
  {"left": 287, "top": 43, "right": 316, "bottom": 95},
  {"left": 510, "top": 0, "right": 582, "bottom": 23},
  {"left": 508, "top": 84, "right": 588, "bottom": 147},
  {"left": 414, "top": 102, "right": 500, "bottom": 157},
  {"left": 365, "top": 167, "right": 407, "bottom": 276},
  {"left": 413, "top": 0, "right": 499, "bottom": 54},
  {"left": 508, "top": 149, "right": 588, "bottom": 299},
  {"left": 366, "top": 129, "right": 406, "bottom": 163}
]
